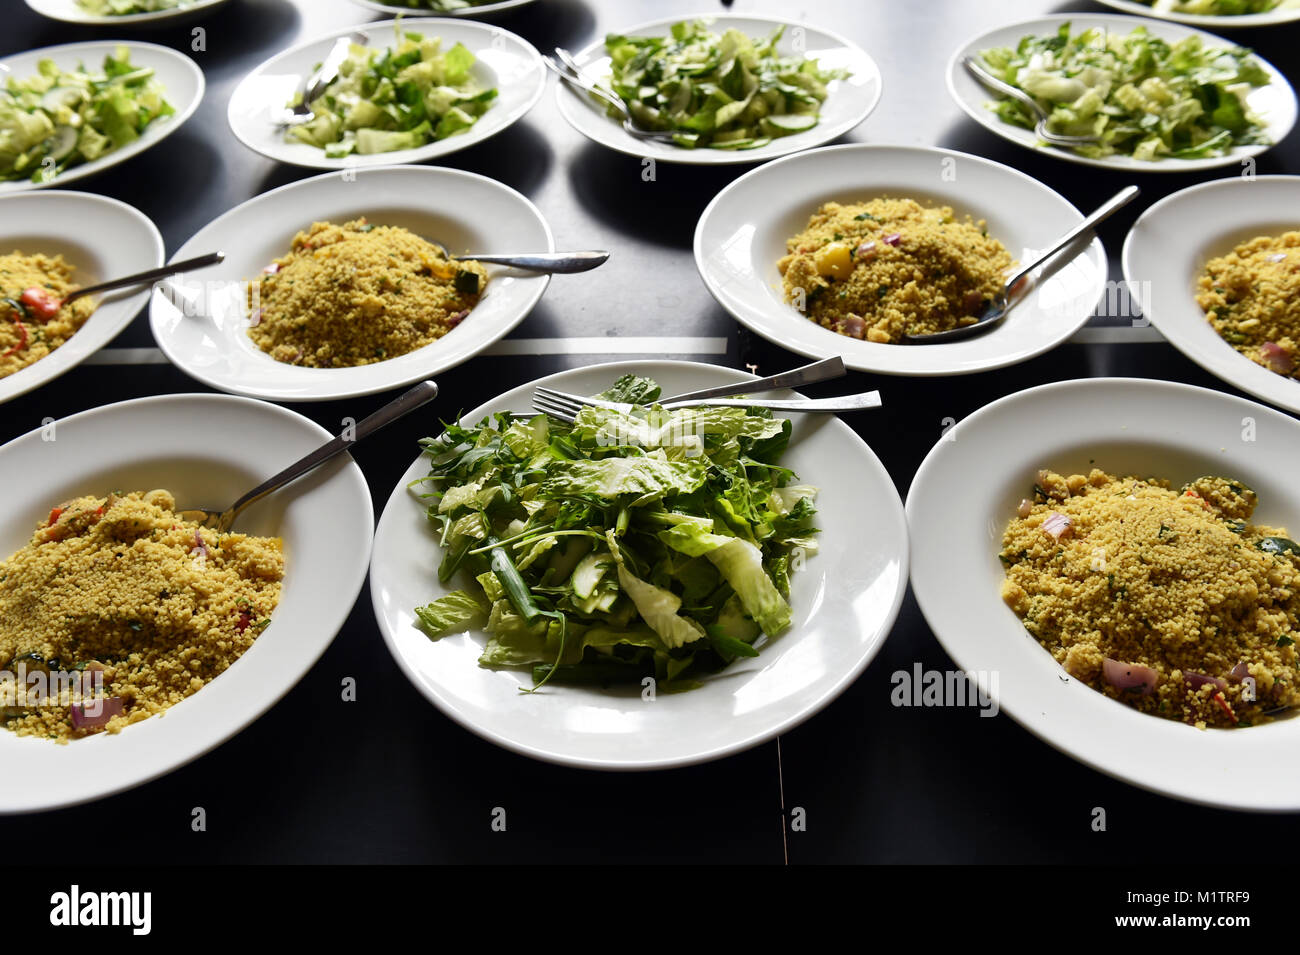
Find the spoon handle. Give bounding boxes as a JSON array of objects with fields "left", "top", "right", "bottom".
[
  {"left": 662, "top": 357, "right": 846, "bottom": 403},
  {"left": 455, "top": 250, "right": 610, "bottom": 273},
  {"left": 220, "top": 380, "right": 439, "bottom": 530},
  {"left": 1005, "top": 185, "right": 1139, "bottom": 293},
  {"left": 62, "top": 252, "right": 226, "bottom": 304}
]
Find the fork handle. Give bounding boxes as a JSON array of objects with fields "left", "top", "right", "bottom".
[
  {"left": 661, "top": 392, "right": 881, "bottom": 413},
  {"left": 219, "top": 380, "right": 439, "bottom": 530},
  {"left": 545, "top": 54, "right": 627, "bottom": 117},
  {"left": 662, "top": 357, "right": 846, "bottom": 403}
]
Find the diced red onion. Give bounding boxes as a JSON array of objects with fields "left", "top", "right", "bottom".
[
  {"left": 1268, "top": 253, "right": 1287, "bottom": 263},
  {"left": 191, "top": 528, "right": 210, "bottom": 561},
  {"left": 1183, "top": 671, "right": 1227, "bottom": 692},
  {"left": 447, "top": 309, "right": 470, "bottom": 327},
  {"left": 836, "top": 314, "right": 865, "bottom": 339},
  {"left": 1102, "top": 658, "right": 1157, "bottom": 695},
  {"left": 882, "top": 232, "right": 902, "bottom": 247},
  {"left": 1043, "top": 511, "right": 1072, "bottom": 539},
  {"left": 262, "top": 263, "right": 280, "bottom": 274},
  {"left": 1260, "top": 341, "right": 1294, "bottom": 375},
  {"left": 70, "top": 696, "right": 123, "bottom": 730},
  {"left": 1229, "top": 661, "right": 1251, "bottom": 683},
  {"left": 1017, "top": 498, "right": 1033, "bottom": 519},
  {"left": 855, "top": 241, "right": 877, "bottom": 260}
]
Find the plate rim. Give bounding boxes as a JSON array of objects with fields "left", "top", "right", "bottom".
[
  {"left": 554, "top": 11, "right": 883, "bottom": 166},
  {"left": 225, "top": 16, "right": 545, "bottom": 171},
  {"left": 0, "top": 390, "right": 374, "bottom": 815},
  {"left": 1092, "top": 0, "right": 1300, "bottom": 27},
  {"left": 906, "top": 375, "right": 1300, "bottom": 812},
  {"left": 22, "top": 0, "right": 231, "bottom": 25},
  {"left": 148, "top": 163, "right": 554, "bottom": 402},
  {"left": 692, "top": 141, "right": 1107, "bottom": 376},
  {"left": 369, "top": 357, "right": 910, "bottom": 771},
  {"left": 944, "top": 11, "right": 1298, "bottom": 173}
]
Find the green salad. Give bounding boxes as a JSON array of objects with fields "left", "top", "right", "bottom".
[
  {"left": 1139, "top": 0, "right": 1295, "bottom": 14},
  {"left": 76, "top": 0, "right": 190, "bottom": 14},
  {"left": 0, "top": 47, "right": 174, "bottom": 184},
  {"left": 287, "top": 28, "right": 497, "bottom": 158},
  {"left": 979, "top": 22, "right": 1272, "bottom": 160},
  {"left": 413, "top": 375, "right": 820, "bottom": 690},
  {"left": 603, "top": 19, "right": 850, "bottom": 150},
  {"left": 374, "top": 1, "right": 490, "bottom": 9}
]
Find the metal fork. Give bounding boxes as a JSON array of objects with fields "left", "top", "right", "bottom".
[
  {"left": 282, "top": 32, "right": 369, "bottom": 127},
  {"left": 531, "top": 387, "right": 882, "bottom": 424},
  {"left": 962, "top": 55, "right": 1102, "bottom": 148},
  {"left": 545, "top": 49, "right": 681, "bottom": 144}
]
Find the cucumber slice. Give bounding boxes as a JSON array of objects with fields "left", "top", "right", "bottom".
[
  {"left": 40, "top": 87, "right": 84, "bottom": 113},
  {"left": 44, "top": 126, "right": 79, "bottom": 163},
  {"left": 762, "top": 113, "right": 818, "bottom": 136},
  {"left": 571, "top": 551, "right": 611, "bottom": 599}
]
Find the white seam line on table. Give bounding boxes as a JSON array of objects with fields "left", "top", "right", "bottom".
[
  {"left": 82, "top": 337, "right": 732, "bottom": 365},
  {"left": 80, "top": 329, "right": 1163, "bottom": 365}
]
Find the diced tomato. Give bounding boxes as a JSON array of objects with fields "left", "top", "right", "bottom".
[
  {"left": 48, "top": 507, "right": 63, "bottom": 526},
  {"left": 235, "top": 609, "right": 252, "bottom": 633},
  {"left": 20, "top": 287, "right": 61, "bottom": 322},
  {"left": 2, "top": 316, "right": 27, "bottom": 358}
]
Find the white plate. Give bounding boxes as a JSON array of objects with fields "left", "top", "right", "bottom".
[
  {"left": 0, "top": 393, "right": 373, "bottom": 813},
  {"left": 24, "top": 0, "right": 231, "bottom": 26},
  {"left": 228, "top": 18, "right": 544, "bottom": 171},
  {"left": 0, "top": 41, "right": 204, "bottom": 194},
  {"left": 555, "top": 13, "right": 882, "bottom": 166},
  {"left": 149, "top": 165, "right": 552, "bottom": 402},
  {"left": 908, "top": 377, "right": 1300, "bottom": 811},
  {"left": 350, "top": 0, "right": 539, "bottom": 18},
  {"left": 694, "top": 144, "right": 1107, "bottom": 377},
  {"left": 946, "top": 13, "right": 1297, "bottom": 172},
  {"left": 1094, "top": 0, "right": 1300, "bottom": 28},
  {"left": 0, "top": 190, "right": 163, "bottom": 404},
  {"left": 1124, "top": 175, "right": 1300, "bottom": 415},
  {"left": 370, "top": 359, "right": 909, "bottom": 770}
]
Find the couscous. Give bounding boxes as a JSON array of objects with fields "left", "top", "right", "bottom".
[
  {"left": 0, "top": 489, "right": 283, "bottom": 742},
  {"left": 0, "top": 251, "right": 96, "bottom": 380},
  {"left": 1196, "top": 231, "right": 1300, "bottom": 381},
  {"left": 777, "top": 198, "right": 1013, "bottom": 343},
  {"left": 999, "top": 469, "right": 1300, "bottom": 728},
  {"left": 246, "top": 218, "right": 488, "bottom": 367}
]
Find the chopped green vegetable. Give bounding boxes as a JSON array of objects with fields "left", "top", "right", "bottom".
[
  {"left": 978, "top": 21, "right": 1272, "bottom": 160},
  {"left": 412, "top": 377, "right": 820, "bottom": 689},
  {"left": 602, "top": 19, "right": 850, "bottom": 150},
  {"left": 1135, "top": 0, "right": 1292, "bottom": 14},
  {"left": 76, "top": 0, "right": 191, "bottom": 13}
]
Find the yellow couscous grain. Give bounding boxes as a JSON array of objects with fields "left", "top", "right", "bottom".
[
  {"left": 0, "top": 251, "right": 96, "bottom": 380},
  {"left": 1197, "top": 231, "right": 1300, "bottom": 380}
]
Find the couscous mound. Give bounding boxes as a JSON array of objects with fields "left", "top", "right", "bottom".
[
  {"left": 777, "top": 198, "right": 1013, "bottom": 343},
  {"left": 0, "top": 490, "right": 283, "bottom": 742},
  {"left": 247, "top": 218, "right": 488, "bottom": 367},
  {"left": 999, "top": 469, "right": 1300, "bottom": 729},
  {"left": 0, "top": 251, "right": 96, "bottom": 380},
  {"left": 1197, "top": 231, "right": 1300, "bottom": 381}
]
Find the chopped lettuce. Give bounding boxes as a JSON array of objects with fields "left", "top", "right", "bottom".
[
  {"left": 978, "top": 21, "right": 1272, "bottom": 160},
  {"left": 602, "top": 19, "right": 850, "bottom": 150},
  {"left": 286, "top": 24, "right": 497, "bottom": 156},
  {"left": 1139, "top": 0, "right": 1294, "bottom": 14},
  {"left": 76, "top": 0, "right": 191, "bottom": 13},
  {"left": 412, "top": 376, "right": 820, "bottom": 690}
]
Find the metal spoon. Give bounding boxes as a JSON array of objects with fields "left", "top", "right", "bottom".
[
  {"left": 282, "top": 32, "right": 368, "bottom": 127},
  {"left": 425, "top": 237, "right": 609, "bottom": 274},
  {"left": 179, "top": 380, "right": 438, "bottom": 533},
  {"left": 905, "top": 186, "right": 1139, "bottom": 344},
  {"left": 962, "top": 55, "right": 1102, "bottom": 148},
  {"left": 60, "top": 252, "right": 226, "bottom": 306}
]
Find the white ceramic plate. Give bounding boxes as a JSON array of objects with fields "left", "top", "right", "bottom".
[
  {"left": 947, "top": 13, "right": 1297, "bottom": 172},
  {"left": 150, "top": 165, "right": 552, "bottom": 402},
  {"left": 228, "top": 18, "right": 544, "bottom": 171},
  {"left": 555, "top": 13, "right": 882, "bottom": 166},
  {"left": 1123, "top": 175, "right": 1300, "bottom": 415},
  {"left": 908, "top": 377, "right": 1300, "bottom": 811},
  {"left": 0, "top": 190, "right": 163, "bottom": 404},
  {"left": 370, "top": 360, "right": 909, "bottom": 770},
  {"left": 23, "top": 0, "right": 231, "bottom": 26},
  {"left": 350, "top": 0, "right": 539, "bottom": 17},
  {"left": 0, "top": 41, "right": 204, "bottom": 194},
  {"left": 0, "top": 393, "right": 373, "bottom": 813},
  {"left": 1094, "top": 0, "right": 1300, "bottom": 28},
  {"left": 694, "top": 144, "right": 1107, "bottom": 377}
]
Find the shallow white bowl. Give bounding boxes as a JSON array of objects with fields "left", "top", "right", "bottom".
[
  {"left": 555, "top": 13, "right": 882, "bottom": 166},
  {"left": 228, "top": 18, "right": 544, "bottom": 171},
  {"left": 1123, "top": 174, "right": 1300, "bottom": 415},
  {"left": 0, "top": 41, "right": 204, "bottom": 194},
  {"left": 0, "top": 190, "right": 163, "bottom": 404},
  {"left": 908, "top": 377, "right": 1300, "bottom": 811},
  {"left": 23, "top": 0, "right": 231, "bottom": 25},
  {"left": 947, "top": 13, "right": 1297, "bottom": 173},
  {"left": 149, "top": 165, "right": 552, "bottom": 402},
  {"left": 350, "top": 0, "right": 540, "bottom": 17},
  {"left": 1094, "top": 0, "right": 1300, "bottom": 28},
  {"left": 370, "top": 359, "right": 909, "bottom": 770},
  {"left": 694, "top": 144, "right": 1107, "bottom": 376},
  {"left": 0, "top": 393, "right": 373, "bottom": 814}
]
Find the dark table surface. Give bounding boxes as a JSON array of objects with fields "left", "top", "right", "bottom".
[{"left": 2, "top": 0, "right": 1298, "bottom": 864}]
